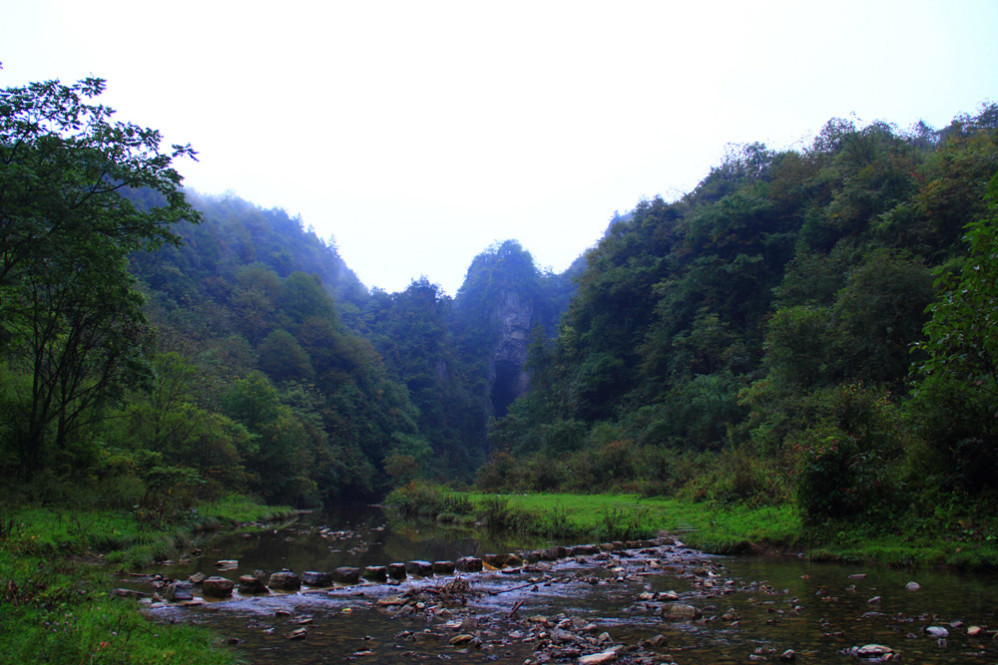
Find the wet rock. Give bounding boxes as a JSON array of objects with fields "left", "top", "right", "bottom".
[
  {"left": 578, "top": 646, "right": 623, "bottom": 664},
  {"left": 111, "top": 587, "right": 150, "bottom": 599},
  {"left": 968, "top": 625, "right": 985, "bottom": 637},
  {"left": 268, "top": 570, "right": 301, "bottom": 590},
  {"left": 570, "top": 545, "right": 599, "bottom": 556},
  {"left": 287, "top": 627, "right": 307, "bottom": 640},
  {"left": 238, "top": 575, "right": 268, "bottom": 595},
  {"left": 483, "top": 553, "right": 507, "bottom": 568},
  {"left": 202, "top": 576, "right": 235, "bottom": 597},
  {"left": 780, "top": 649, "right": 796, "bottom": 661},
  {"left": 332, "top": 567, "right": 361, "bottom": 584},
  {"left": 456, "top": 556, "right": 483, "bottom": 573},
  {"left": 301, "top": 571, "right": 334, "bottom": 587},
  {"left": 164, "top": 581, "right": 194, "bottom": 602},
  {"left": 644, "top": 634, "right": 668, "bottom": 648},
  {"left": 843, "top": 644, "right": 897, "bottom": 661},
  {"left": 905, "top": 581, "right": 920, "bottom": 591},
  {"left": 388, "top": 563, "right": 407, "bottom": 580},
  {"left": 449, "top": 633, "right": 476, "bottom": 646},
  {"left": 405, "top": 560, "right": 433, "bottom": 577},
  {"left": 924, "top": 626, "right": 949, "bottom": 638},
  {"left": 543, "top": 546, "right": 568, "bottom": 561},
  {"left": 506, "top": 553, "right": 523, "bottom": 567},
  {"left": 661, "top": 603, "right": 702, "bottom": 621},
  {"left": 433, "top": 560, "right": 456, "bottom": 575},
  {"left": 215, "top": 559, "right": 238, "bottom": 571},
  {"left": 188, "top": 572, "right": 206, "bottom": 585},
  {"left": 363, "top": 566, "right": 388, "bottom": 582}
]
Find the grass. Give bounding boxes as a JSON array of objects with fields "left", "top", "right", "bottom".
[
  {"left": 1, "top": 494, "right": 294, "bottom": 664},
  {"left": 441, "top": 491, "right": 802, "bottom": 552},
  {"left": 417, "top": 488, "right": 998, "bottom": 568}
]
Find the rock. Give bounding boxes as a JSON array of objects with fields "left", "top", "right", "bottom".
[
  {"left": 570, "top": 544, "right": 599, "bottom": 556},
  {"left": 110, "top": 587, "right": 150, "bottom": 599},
  {"left": 578, "top": 646, "right": 623, "bottom": 664},
  {"left": 238, "top": 575, "right": 268, "bottom": 594},
  {"left": 188, "top": 572, "right": 206, "bottom": 585},
  {"left": 845, "top": 644, "right": 896, "bottom": 660},
  {"left": 363, "top": 566, "right": 388, "bottom": 582},
  {"left": 388, "top": 563, "right": 408, "bottom": 580},
  {"left": 215, "top": 559, "right": 238, "bottom": 571},
  {"left": 661, "top": 603, "right": 702, "bottom": 621},
  {"left": 722, "top": 608, "right": 739, "bottom": 622},
  {"left": 301, "top": 571, "right": 333, "bottom": 587},
  {"left": 456, "top": 556, "right": 483, "bottom": 573},
  {"left": 164, "top": 581, "right": 194, "bottom": 602},
  {"left": 202, "top": 576, "right": 235, "bottom": 597},
  {"left": 657, "top": 590, "right": 680, "bottom": 602},
  {"left": 505, "top": 552, "right": 523, "bottom": 567},
  {"left": 905, "top": 581, "right": 920, "bottom": 591},
  {"left": 332, "top": 567, "right": 360, "bottom": 584},
  {"left": 645, "top": 634, "right": 668, "bottom": 648},
  {"left": 433, "top": 560, "right": 456, "bottom": 575},
  {"left": 968, "top": 625, "right": 985, "bottom": 636},
  {"left": 543, "top": 546, "right": 568, "bottom": 561},
  {"left": 449, "top": 634, "right": 475, "bottom": 645},
  {"left": 268, "top": 570, "right": 301, "bottom": 591},
  {"left": 405, "top": 560, "right": 433, "bottom": 577},
  {"left": 924, "top": 626, "right": 949, "bottom": 638},
  {"left": 848, "top": 573, "right": 867, "bottom": 579},
  {"left": 287, "top": 627, "right": 307, "bottom": 640},
  {"left": 483, "top": 553, "right": 506, "bottom": 568},
  {"left": 780, "top": 649, "right": 796, "bottom": 661}
]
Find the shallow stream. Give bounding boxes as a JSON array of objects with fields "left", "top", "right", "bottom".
[{"left": 138, "top": 506, "right": 998, "bottom": 664}]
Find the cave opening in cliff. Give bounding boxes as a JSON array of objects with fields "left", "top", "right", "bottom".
[{"left": 491, "top": 359, "right": 521, "bottom": 418}]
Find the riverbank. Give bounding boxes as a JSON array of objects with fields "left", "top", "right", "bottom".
[
  {"left": 386, "top": 484, "right": 998, "bottom": 569},
  {"left": 0, "top": 494, "right": 296, "bottom": 664}
]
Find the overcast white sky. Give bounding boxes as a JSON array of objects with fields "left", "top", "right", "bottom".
[{"left": 3, "top": 1, "right": 997, "bottom": 295}]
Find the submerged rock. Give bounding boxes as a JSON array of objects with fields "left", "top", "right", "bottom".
[{"left": 661, "top": 603, "right": 702, "bottom": 621}]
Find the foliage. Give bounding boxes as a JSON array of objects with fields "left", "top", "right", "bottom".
[{"left": 0, "top": 76, "right": 199, "bottom": 477}]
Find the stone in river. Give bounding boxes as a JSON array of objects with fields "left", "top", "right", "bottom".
[
  {"left": 455, "top": 556, "right": 483, "bottom": 573},
  {"left": 332, "top": 567, "right": 360, "bottom": 584},
  {"left": 388, "top": 563, "right": 407, "bottom": 580},
  {"left": 215, "top": 559, "right": 238, "bottom": 571},
  {"left": 201, "top": 576, "right": 235, "bottom": 597},
  {"left": 905, "top": 581, "right": 920, "bottom": 591},
  {"left": 363, "top": 566, "right": 388, "bottom": 582},
  {"left": 301, "top": 571, "right": 333, "bottom": 587},
  {"left": 405, "top": 560, "right": 433, "bottom": 577},
  {"left": 433, "top": 560, "right": 456, "bottom": 575},
  {"left": 924, "top": 626, "right": 949, "bottom": 638},
  {"left": 578, "top": 646, "right": 623, "bottom": 664},
  {"left": 661, "top": 603, "right": 702, "bottom": 621},
  {"left": 238, "top": 575, "right": 268, "bottom": 594},
  {"left": 268, "top": 569, "right": 301, "bottom": 590}
]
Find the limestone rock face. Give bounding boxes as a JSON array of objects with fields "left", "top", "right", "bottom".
[{"left": 488, "top": 289, "right": 533, "bottom": 418}]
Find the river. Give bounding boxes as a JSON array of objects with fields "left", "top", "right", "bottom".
[{"left": 137, "top": 505, "right": 998, "bottom": 664}]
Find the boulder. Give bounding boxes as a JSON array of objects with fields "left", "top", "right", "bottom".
[
  {"left": 388, "top": 563, "right": 408, "bottom": 580},
  {"left": 202, "top": 576, "right": 235, "bottom": 598},
  {"left": 331, "top": 567, "right": 361, "bottom": 584},
  {"left": 268, "top": 570, "right": 301, "bottom": 591},
  {"left": 301, "top": 571, "right": 333, "bottom": 587}
]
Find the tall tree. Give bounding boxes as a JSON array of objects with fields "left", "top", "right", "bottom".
[{"left": 0, "top": 75, "right": 198, "bottom": 475}]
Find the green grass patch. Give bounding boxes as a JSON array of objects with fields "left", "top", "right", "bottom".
[{"left": 1, "top": 493, "right": 293, "bottom": 664}]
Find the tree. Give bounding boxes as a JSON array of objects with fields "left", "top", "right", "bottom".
[{"left": 0, "top": 75, "right": 198, "bottom": 475}]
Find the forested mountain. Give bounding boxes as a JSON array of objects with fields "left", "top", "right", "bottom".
[
  {"left": 5, "top": 73, "right": 996, "bottom": 529},
  {"left": 483, "top": 106, "right": 998, "bottom": 527}
]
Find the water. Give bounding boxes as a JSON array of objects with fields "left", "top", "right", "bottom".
[{"left": 141, "top": 506, "right": 998, "bottom": 664}]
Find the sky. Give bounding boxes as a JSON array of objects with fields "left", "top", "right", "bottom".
[{"left": 3, "top": 1, "right": 997, "bottom": 296}]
